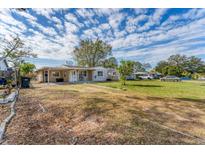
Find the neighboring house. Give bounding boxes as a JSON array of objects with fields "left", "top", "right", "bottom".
[
  {"left": 0, "top": 57, "right": 9, "bottom": 71},
  {"left": 0, "top": 57, "right": 9, "bottom": 78},
  {"left": 36, "top": 66, "right": 119, "bottom": 83}
]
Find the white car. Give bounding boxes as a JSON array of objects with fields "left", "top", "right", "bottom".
[
  {"left": 139, "top": 75, "right": 154, "bottom": 80},
  {"left": 198, "top": 77, "right": 205, "bottom": 81}
]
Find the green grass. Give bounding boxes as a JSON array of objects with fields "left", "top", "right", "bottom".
[{"left": 96, "top": 80, "right": 205, "bottom": 99}]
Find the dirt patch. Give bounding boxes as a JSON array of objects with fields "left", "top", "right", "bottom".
[{"left": 0, "top": 104, "right": 10, "bottom": 122}]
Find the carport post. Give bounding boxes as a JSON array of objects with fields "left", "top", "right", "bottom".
[{"left": 48, "top": 69, "right": 50, "bottom": 84}]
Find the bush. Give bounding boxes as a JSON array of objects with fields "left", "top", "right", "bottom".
[
  {"left": 181, "top": 71, "right": 192, "bottom": 78},
  {"left": 191, "top": 73, "right": 200, "bottom": 80},
  {"left": 162, "top": 66, "right": 182, "bottom": 77}
]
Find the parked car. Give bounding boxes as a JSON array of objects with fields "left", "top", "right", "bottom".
[
  {"left": 160, "top": 76, "right": 181, "bottom": 82},
  {"left": 139, "top": 75, "right": 154, "bottom": 80},
  {"left": 198, "top": 77, "right": 205, "bottom": 81},
  {"left": 180, "top": 77, "right": 191, "bottom": 80},
  {"left": 126, "top": 75, "right": 135, "bottom": 80}
]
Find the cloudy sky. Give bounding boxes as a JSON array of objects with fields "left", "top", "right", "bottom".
[{"left": 0, "top": 8, "right": 205, "bottom": 68}]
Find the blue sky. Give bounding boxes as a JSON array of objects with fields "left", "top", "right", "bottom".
[{"left": 0, "top": 8, "right": 205, "bottom": 68}]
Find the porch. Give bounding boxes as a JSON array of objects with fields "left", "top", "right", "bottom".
[{"left": 37, "top": 68, "right": 93, "bottom": 83}]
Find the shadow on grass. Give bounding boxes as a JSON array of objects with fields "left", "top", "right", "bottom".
[
  {"left": 176, "top": 98, "right": 205, "bottom": 104},
  {"left": 46, "top": 89, "right": 79, "bottom": 94},
  {"left": 146, "top": 96, "right": 167, "bottom": 101},
  {"left": 125, "top": 108, "right": 195, "bottom": 144},
  {"left": 127, "top": 84, "right": 163, "bottom": 88},
  {"left": 146, "top": 96, "right": 205, "bottom": 104},
  {"left": 83, "top": 97, "right": 121, "bottom": 117},
  {"left": 126, "top": 95, "right": 142, "bottom": 100}
]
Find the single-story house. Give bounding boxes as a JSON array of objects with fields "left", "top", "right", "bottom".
[{"left": 36, "top": 65, "right": 119, "bottom": 83}]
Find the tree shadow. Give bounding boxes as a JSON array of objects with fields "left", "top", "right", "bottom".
[
  {"left": 29, "top": 86, "right": 41, "bottom": 89},
  {"left": 126, "top": 95, "right": 142, "bottom": 100},
  {"left": 123, "top": 108, "right": 197, "bottom": 144},
  {"left": 176, "top": 98, "right": 205, "bottom": 104},
  {"left": 146, "top": 96, "right": 167, "bottom": 101},
  {"left": 83, "top": 97, "right": 121, "bottom": 118},
  {"left": 128, "top": 84, "right": 163, "bottom": 88},
  {"left": 200, "top": 84, "right": 205, "bottom": 86}
]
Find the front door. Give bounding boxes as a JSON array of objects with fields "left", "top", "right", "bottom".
[
  {"left": 79, "top": 71, "right": 87, "bottom": 81},
  {"left": 69, "top": 70, "right": 78, "bottom": 82},
  {"left": 44, "top": 71, "right": 48, "bottom": 82}
]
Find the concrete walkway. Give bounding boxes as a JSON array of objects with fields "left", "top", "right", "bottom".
[{"left": 0, "top": 92, "right": 18, "bottom": 104}]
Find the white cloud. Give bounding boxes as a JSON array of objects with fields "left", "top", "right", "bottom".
[
  {"left": 99, "top": 23, "right": 110, "bottom": 30},
  {"left": 33, "top": 8, "right": 55, "bottom": 19},
  {"left": 13, "top": 9, "right": 37, "bottom": 21},
  {"left": 137, "top": 8, "right": 169, "bottom": 32},
  {"left": 108, "top": 13, "right": 125, "bottom": 29},
  {"left": 29, "top": 20, "right": 57, "bottom": 37},
  {"left": 111, "top": 13, "right": 205, "bottom": 63},
  {"left": 93, "top": 8, "right": 121, "bottom": 16},
  {"left": 64, "top": 13, "right": 83, "bottom": 27},
  {"left": 134, "top": 9, "right": 148, "bottom": 15},
  {"left": 125, "top": 14, "right": 148, "bottom": 33},
  {"left": 64, "top": 21, "right": 79, "bottom": 33},
  {"left": 76, "top": 8, "right": 94, "bottom": 18},
  {"left": 51, "top": 16, "right": 62, "bottom": 24},
  {"left": 0, "top": 9, "right": 27, "bottom": 31}
]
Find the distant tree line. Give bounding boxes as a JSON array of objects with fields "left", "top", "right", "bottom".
[{"left": 155, "top": 54, "right": 205, "bottom": 78}]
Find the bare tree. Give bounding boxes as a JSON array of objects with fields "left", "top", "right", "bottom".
[{"left": 1, "top": 35, "right": 37, "bottom": 67}]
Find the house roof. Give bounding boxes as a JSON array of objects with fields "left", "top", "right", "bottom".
[
  {"left": 133, "top": 71, "right": 148, "bottom": 75},
  {"left": 36, "top": 65, "right": 96, "bottom": 72}
]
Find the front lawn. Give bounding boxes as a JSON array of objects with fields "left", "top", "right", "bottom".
[
  {"left": 96, "top": 80, "right": 205, "bottom": 100},
  {"left": 2, "top": 83, "right": 205, "bottom": 144}
]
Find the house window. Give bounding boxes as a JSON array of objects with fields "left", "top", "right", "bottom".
[
  {"left": 83, "top": 71, "right": 87, "bottom": 77},
  {"left": 52, "top": 71, "right": 60, "bottom": 77},
  {"left": 98, "top": 71, "right": 103, "bottom": 76}
]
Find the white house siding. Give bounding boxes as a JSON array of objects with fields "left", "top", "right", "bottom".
[
  {"left": 69, "top": 70, "right": 78, "bottom": 82},
  {"left": 92, "top": 67, "right": 108, "bottom": 81},
  {"left": 37, "top": 71, "right": 44, "bottom": 82},
  {"left": 107, "top": 68, "right": 119, "bottom": 80}
]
